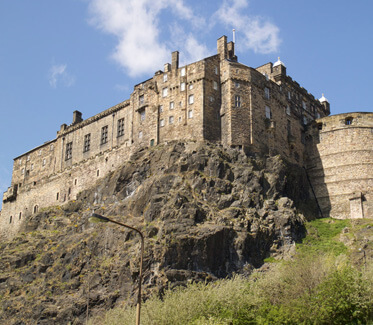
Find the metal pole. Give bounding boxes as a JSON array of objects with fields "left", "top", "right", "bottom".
[{"left": 90, "top": 213, "right": 144, "bottom": 325}]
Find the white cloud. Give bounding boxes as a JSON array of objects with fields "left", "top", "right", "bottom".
[
  {"left": 48, "top": 64, "right": 75, "bottom": 88},
  {"left": 87, "top": 0, "right": 280, "bottom": 78},
  {"left": 214, "top": 0, "right": 281, "bottom": 54}
]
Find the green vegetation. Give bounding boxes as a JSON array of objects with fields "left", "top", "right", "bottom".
[{"left": 89, "top": 218, "right": 373, "bottom": 324}]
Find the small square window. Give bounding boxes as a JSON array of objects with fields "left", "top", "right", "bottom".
[
  {"left": 101, "top": 126, "right": 108, "bottom": 144},
  {"left": 117, "top": 119, "right": 124, "bottom": 137},
  {"left": 188, "top": 95, "right": 194, "bottom": 105},
  {"left": 140, "top": 109, "right": 146, "bottom": 121},
  {"left": 265, "top": 106, "right": 271, "bottom": 119},
  {"left": 235, "top": 95, "right": 241, "bottom": 108},
  {"left": 162, "top": 88, "right": 168, "bottom": 97}
]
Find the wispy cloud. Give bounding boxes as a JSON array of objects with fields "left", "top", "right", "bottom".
[
  {"left": 214, "top": 0, "right": 281, "bottom": 54},
  {"left": 87, "top": 0, "right": 280, "bottom": 77},
  {"left": 48, "top": 64, "right": 75, "bottom": 88}
]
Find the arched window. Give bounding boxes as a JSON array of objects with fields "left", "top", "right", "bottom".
[{"left": 33, "top": 205, "right": 38, "bottom": 213}]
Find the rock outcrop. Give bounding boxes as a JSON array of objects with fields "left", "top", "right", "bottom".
[{"left": 0, "top": 141, "right": 317, "bottom": 324}]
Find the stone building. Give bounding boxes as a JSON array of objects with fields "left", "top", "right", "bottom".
[{"left": 1, "top": 35, "right": 371, "bottom": 240}]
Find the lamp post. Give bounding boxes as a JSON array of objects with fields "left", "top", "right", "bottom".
[{"left": 89, "top": 213, "right": 144, "bottom": 325}]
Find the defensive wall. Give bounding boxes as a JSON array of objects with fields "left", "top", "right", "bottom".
[
  {"left": 3, "top": 35, "right": 368, "bottom": 241},
  {"left": 305, "top": 112, "right": 373, "bottom": 219}
]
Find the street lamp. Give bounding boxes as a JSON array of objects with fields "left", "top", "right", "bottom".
[{"left": 89, "top": 213, "right": 144, "bottom": 325}]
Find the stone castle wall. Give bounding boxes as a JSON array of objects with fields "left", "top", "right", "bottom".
[
  {"left": 1, "top": 35, "right": 370, "bottom": 240},
  {"left": 305, "top": 112, "right": 373, "bottom": 219}
]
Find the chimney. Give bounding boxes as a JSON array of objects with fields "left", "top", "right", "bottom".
[
  {"left": 217, "top": 36, "right": 228, "bottom": 61},
  {"left": 72, "top": 110, "right": 83, "bottom": 125},
  {"left": 172, "top": 51, "right": 179, "bottom": 71}
]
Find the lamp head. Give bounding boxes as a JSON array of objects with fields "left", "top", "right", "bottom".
[{"left": 89, "top": 213, "right": 110, "bottom": 223}]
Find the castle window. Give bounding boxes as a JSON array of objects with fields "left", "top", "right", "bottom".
[
  {"left": 139, "top": 95, "right": 144, "bottom": 105},
  {"left": 288, "top": 91, "right": 291, "bottom": 100},
  {"left": 21, "top": 168, "right": 25, "bottom": 175},
  {"left": 265, "top": 106, "right": 271, "bottom": 119},
  {"left": 19, "top": 159, "right": 22, "bottom": 165},
  {"left": 287, "top": 120, "right": 291, "bottom": 136},
  {"left": 169, "top": 116, "right": 174, "bottom": 124},
  {"left": 19, "top": 212, "right": 22, "bottom": 220},
  {"left": 33, "top": 205, "right": 38, "bottom": 214},
  {"left": 65, "top": 142, "right": 73, "bottom": 160},
  {"left": 50, "top": 144, "right": 54, "bottom": 151},
  {"left": 286, "top": 105, "right": 291, "bottom": 115},
  {"left": 264, "top": 87, "right": 270, "bottom": 100},
  {"left": 214, "top": 66, "right": 218, "bottom": 74},
  {"left": 170, "top": 101, "right": 175, "bottom": 110},
  {"left": 160, "top": 119, "right": 165, "bottom": 127},
  {"left": 316, "top": 112, "right": 321, "bottom": 119},
  {"left": 210, "top": 96, "right": 215, "bottom": 102},
  {"left": 235, "top": 95, "right": 241, "bottom": 108},
  {"left": 179, "top": 101, "right": 183, "bottom": 107},
  {"left": 74, "top": 179, "right": 77, "bottom": 185},
  {"left": 213, "top": 81, "right": 218, "bottom": 90},
  {"left": 303, "top": 116, "right": 308, "bottom": 125},
  {"left": 150, "top": 139, "right": 155, "bottom": 147},
  {"left": 56, "top": 192, "right": 59, "bottom": 200},
  {"left": 189, "top": 84, "right": 193, "bottom": 90},
  {"left": 302, "top": 101, "right": 307, "bottom": 110},
  {"left": 159, "top": 105, "right": 163, "bottom": 113},
  {"left": 180, "top": 82, "right": 185, "bottom": 91},
  {"left": 84, "top": 133, "right": 91, "bottom": 152},
  {"left": 181, "top": 67, "right": 186, "bottom": 76},
  {"left": 101, "top": 126, "right": 108, "bottom": 144},
  {"left": 188, "top": 95, "right": 194, "bottom": 105},
  {"left": 42, "top": 158, "right": 46, "bottom": 166},
  {"left": 317, "top": 123, "right": 323, "bottom": 130},
  {"left": 162, "top": 88, "right": 168, "bottom": 97},
  {"left": 31, "top": 164, "right": 34, "bottom": 170},
  {"left": 163, "top": 73, "right": 168, "bottom": 82},
  {"left": 97, "top": 170, "right": 100, "bottom": 177},
  {"left": 235, "top": 82, "right": 240, "bottom": 88},
  {"left": 178, "top": 116, "right": 182, "bottom": 122},
  {"left": 138, "top": 131, "right": 143, "bottom": 138},
  {"left": 117, "top": 118, "right": 124, "bottom": 137},
  {"left": 345, "top": 117, "right": 353, "bottom": 125},
  {"left": 38, "top": 149, "right": 42, "bottom": 156},
  {"left": 9, "top": 216, "right": 12, "bottom": 224},
  {"left": 188, "top": 110, "right": 193, "bottom": 118},
  {"left": 27, "top": 155, "right": 30, "bottom": 161}
]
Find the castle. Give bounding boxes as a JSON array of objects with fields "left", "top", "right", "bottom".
[{"left": 1, "top": 36, "right": 372, "bottom": 240}]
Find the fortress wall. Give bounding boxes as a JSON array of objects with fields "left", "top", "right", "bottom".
[
  {"left": 306, "top": 112, "right": 373, "bottom": 218},
  {"left": 0, "top": 143, "right": 134, "bottom": 240}
]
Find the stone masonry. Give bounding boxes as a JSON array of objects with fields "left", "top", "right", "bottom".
[{"left": 1, "top": 35, "right": 371, "bottom": 240}]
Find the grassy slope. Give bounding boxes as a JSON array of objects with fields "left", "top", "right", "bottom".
[{"left": 89, "top": 218, "right": 373, "bottom": 325}]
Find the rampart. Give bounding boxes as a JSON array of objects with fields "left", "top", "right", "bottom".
[{"left": 305, "top": 112, "right": 373, "bottom": 218}]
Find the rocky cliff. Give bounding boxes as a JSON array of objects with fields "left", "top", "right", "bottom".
[{"left": 0, "top": 141, "right": 317, "bottom": 324}]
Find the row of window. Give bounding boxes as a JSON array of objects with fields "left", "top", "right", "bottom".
[
  {"left": 159, "top": 110, "right": 194, "bottom": 127},
  {"left": 18, "top": 144, "right": 55, "bottom": 166},
  {"left": 65, "top": 119, "right": 125, "bottom": 160},
  {"left": 162, "top": 66, "right": 218, "bottom": 84}
]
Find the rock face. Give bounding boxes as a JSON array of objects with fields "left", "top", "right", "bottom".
[{"left": 0, "top": 142, "right": 317, "bottom": 324}]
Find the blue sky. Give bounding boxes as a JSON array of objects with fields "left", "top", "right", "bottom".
[{"left": 0, "top": 0, "right": 372, "bottom": 208}]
